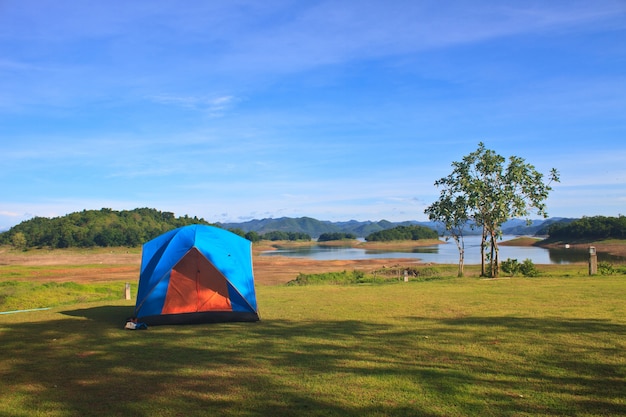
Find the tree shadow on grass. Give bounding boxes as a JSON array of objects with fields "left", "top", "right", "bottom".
[
  {"left": 62, "top": 305, "right": 135, "bottom": 327},
  {"left": 1, "top": 315, "right": 449, "bottom": 417},
  {"left": 1, "top": 312, "right": 625, "bottom": 416},
  {"left": 402, "top": 315, "right": 626, "bottom": 416}
]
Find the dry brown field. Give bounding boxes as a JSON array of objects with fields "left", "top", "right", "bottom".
[
  {"left": 2, "top": 237, "right": 624, "bottom": 286},
  {"left": 0, "top": 243, "right": 424, "bottom": 286}
]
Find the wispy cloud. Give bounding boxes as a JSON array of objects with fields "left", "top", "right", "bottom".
[
  {"left": 215, "top": 1, "right": 626, "bottom": 73},
  {"left": 149, "top": 94, "right": 237, "bottom": 117},
  {"left": 0, "top": 1, "right": 624, "bottom": 227}
]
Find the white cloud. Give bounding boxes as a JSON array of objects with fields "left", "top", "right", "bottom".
[
  {"left": 149, "top": 94, "right": 237, "bottom": 116},
  {"left": 214, "top": 1, "right": 626, "bottom": 73}
]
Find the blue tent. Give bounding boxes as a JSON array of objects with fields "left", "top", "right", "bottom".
[{"left": 134, "top": 225, "right": 259, "bottom": 325}]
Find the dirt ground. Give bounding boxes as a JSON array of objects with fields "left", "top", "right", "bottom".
[
  {"left": 0, "top": 246, "right": 422, "bottom": 286},
  {"left": 2, "top": 238, "right": 624, "bottom": 286}
]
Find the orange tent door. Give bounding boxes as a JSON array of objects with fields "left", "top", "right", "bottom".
[{"left": 162, "top": 247, "right": 232, "bottom": 314}]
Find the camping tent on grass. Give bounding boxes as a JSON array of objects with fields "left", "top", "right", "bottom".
[{"left": 134, "top": 224, "right": 259, "bottom": 325}]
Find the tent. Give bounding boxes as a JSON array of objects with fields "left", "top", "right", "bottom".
[{"left": 134, "top": 224, "right": 259, "bottom": 325}]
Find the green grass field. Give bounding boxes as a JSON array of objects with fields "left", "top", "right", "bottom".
[{"left": 1, "top": 276, "right": 625, "bottom": 417}]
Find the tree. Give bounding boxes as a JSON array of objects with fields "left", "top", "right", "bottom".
[
  {"left": 245, "top": 231, "right": 260, "bottom": 242},
  {"left": 425, "top": 142, "right": 559, "bottom": 277},
  {"left": 11, "top": 232, "right": 27, "bottom": 251},
  {"left": 318, "top": 232, "right": 356, "bottom": 242},
  {"left": 424, "top": 194, "right": 468, "bottom": 277},
  {"left": 365, "top": 225, "right": 438, "bottom": 242}
]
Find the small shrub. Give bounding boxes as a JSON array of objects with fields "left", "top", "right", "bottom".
[
  {"left": 598, "top": 262, "right": 615, "bottom": 275},
  {"left": 501, "top": 258, "right": 520, "bottom": 276},
  {"left": 286, "top": 270, "right": 391, "bottom": 286},
  {"left": 519, "top": 259, "right": 539, "bottom": 277},
  {"left": 60, "top": 282, "right": 83, "bottom": 290},
  {"left": 417, "top": 267, "right": 441, "bottom": 278}
]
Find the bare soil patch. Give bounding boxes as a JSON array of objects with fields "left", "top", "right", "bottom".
[
  {"left": 499, "top": 237, "right": 543, "bottom": 247},
  {"left": 0, "top": 246, "right": 423, "bottom": 286},
  {"left": 253, "top": 256, "right": 422, "bottom": 285}
]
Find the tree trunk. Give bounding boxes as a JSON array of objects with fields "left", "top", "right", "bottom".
[
  {"left": 480, "top": 226, "right": 487, "bottom": 277},
  {"left": 454, "top": 236, "right": 465, "bottom": 277},
  {"left": 489, "top": 233, "right": 496, "bottom": 277},
  {"left": 487, "top": 230, "right": 501, "bottom": 277},
  {"left": 492, "top": 231, "right": 500, "bottom": 278}
]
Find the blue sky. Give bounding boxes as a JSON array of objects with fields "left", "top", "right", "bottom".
[{"left": 1, "top": 1, "right": 625, "bottom": 230}]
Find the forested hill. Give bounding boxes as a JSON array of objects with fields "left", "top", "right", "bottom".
[
  {"left": 216, "top": 217, "right": 428, "bottom": 239},
  {"left": 0, "top": 211, "right": 434, "bottom": 249},
  {"left": 3, "top": 207, "right": 614, "bottom": 250},
  {"left": 0, "top": 208, "right": 212, "bottom": 248},
  {"left": 545, "top": 215, "right": 626, "bottom": 240},
  {"left": 217, "top": 216, "right": 578, "bottom": 238}
]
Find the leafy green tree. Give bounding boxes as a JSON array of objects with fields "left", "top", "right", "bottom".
[
  {"left": 424, "top": 193, "right": 468, "bottom": 277},
  {"left": 426, "top": 142, "right": 559, "bottom": 277},
  {"left": 228, "top": 228, "right": 246, "bottom": 238},
  {"left": 244, "top": 231, "right": 260, "bottom": 243},
  {"left": 10, "top": 232, "right": 27, "bottom": 251}
]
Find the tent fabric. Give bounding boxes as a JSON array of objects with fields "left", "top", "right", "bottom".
[
  {"left": 162, "top": 247, "right": 233, "bottom": 314},
  {"left": 134, "top": 225, "right": 259, "bottom": 325}
]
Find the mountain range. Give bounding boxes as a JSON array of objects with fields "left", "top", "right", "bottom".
[{"left": 217, "top": 216, "right": 576, "bottom": 238}]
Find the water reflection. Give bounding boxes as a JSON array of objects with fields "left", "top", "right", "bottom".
[
  {"left": 548, "top": 248, "right": 624, "bottom": 264},
  {"left": 260, "top": 235, "right": 626, "bottom": 265}
]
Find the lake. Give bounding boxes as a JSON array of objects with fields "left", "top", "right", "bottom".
[{"left": 260, "top": 235, "right": 626, "bottom": 265}]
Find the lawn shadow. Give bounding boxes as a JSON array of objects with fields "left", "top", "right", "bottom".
[
  {"left": 62, "top": 305, "right": 135, "bottom": 327},
  {"left": 2, "top": 311, "right": 625, "bottom": 416},
  {"left": 1, "top": 315, "right": 447, "bottom": 417}
]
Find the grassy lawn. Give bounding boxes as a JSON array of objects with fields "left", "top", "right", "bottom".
[{"left": 1, "top": 275, "right": 625, "bottom": 417}]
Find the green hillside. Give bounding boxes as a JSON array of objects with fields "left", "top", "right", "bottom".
[{"left": 0, "top": 208, "right": 212, "bottom": 249}]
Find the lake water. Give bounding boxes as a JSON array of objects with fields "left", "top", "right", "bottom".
[{"left": 261, "top": 235, "right": 626, "bottom": 265}]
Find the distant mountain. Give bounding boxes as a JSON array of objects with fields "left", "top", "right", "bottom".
[
  {"left": 218, "top": 216, "right": 574, "bottom": 238},
  {"left": 216, "top": 217, "right": 435, "bottom": 238},
  {"left": 217, "top": 217, "right": 339, "bottom": 238},
  {"left": 500, "top": 217, "right": 577, "bottom": 236},
  {"left": 1, "top": 208, "right": 575, "bottom": 246}
]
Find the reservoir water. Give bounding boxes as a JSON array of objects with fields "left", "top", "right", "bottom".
[{"left": 261, "top": 235, "right": 625, "bottom": 265}]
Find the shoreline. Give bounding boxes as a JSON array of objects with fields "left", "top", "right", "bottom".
[{"left": 1, "top": 237, "right": 625, "bottom": 286}]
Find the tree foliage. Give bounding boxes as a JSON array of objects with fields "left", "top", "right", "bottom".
[
  {"left": 260, "top": 231, "right": 311, "bottom": 241},
  {"left": 547, "top": 215, "right": 626, "bottom": 240},
  {"left": 424, "top": 194, "right": 468, "bottom": 276},
  {"left": 317, "top": 232, "right": 356, "bottom": 242},
  {"left": 425, "top": 142, "right": 559, "bottom": 277},
  {"left": 365, "top": 225, "right": 438, "bottom": 242},
  {"left": 0, "top": 208, "right": 212, "bottom": 249}
]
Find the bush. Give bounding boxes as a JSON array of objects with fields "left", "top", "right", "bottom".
[
  {"left": 500, "top": 258, "right": 538, "bottom": 277},
  {"left": 598, "top": 262, "right": 615, "bottom": 275},
  {"left": 501, "top": 258, "right": 520, "bottom": 276},
  {"left": 519, "top": 259, "right": 539, "bottom": 277},
  {"left": 318, "top": 232, "right": 356, "bottom": 242},
  {"left": 365, "top": 225, "right": 438, "bottom": 242},
  {"left": 287, "top": 270, "right": 382, "bottom": 286}
]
